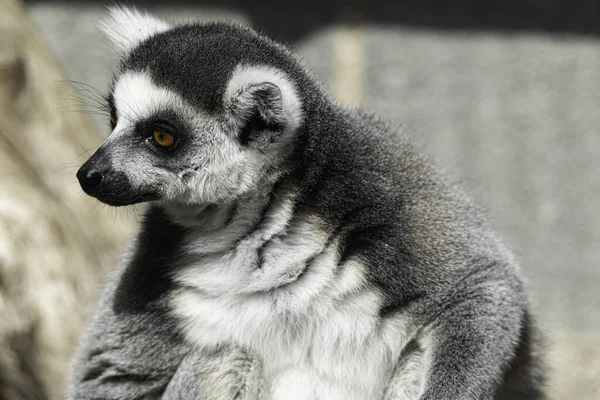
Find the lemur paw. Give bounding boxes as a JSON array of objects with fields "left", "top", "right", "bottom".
[{"left": 196, "top": 346, "right": 264, "bottom": 400}]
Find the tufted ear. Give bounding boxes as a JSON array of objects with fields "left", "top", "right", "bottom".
[
  {"left": 99, "top": 6, "right": 171, "bottom": 53},
  {"left": 225, "top": 65, "right": 303, "bottom": 148}
]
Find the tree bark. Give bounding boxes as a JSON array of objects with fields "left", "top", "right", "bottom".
[{"left": 0, "top": 0, "right": 134, "bottom": 398}]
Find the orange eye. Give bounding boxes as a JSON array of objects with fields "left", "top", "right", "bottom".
[
  {"left": 153, "top": 130, "right": 175, "bottom": 147},
  {"left": 110, "top": 116, "right": 117, "bottom": 128}
]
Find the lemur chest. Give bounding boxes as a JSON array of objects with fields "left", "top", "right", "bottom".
[
  {"left": 169, "top": 207, "right": 413, "bottom": 399},
  {"left": 173, "top": 286, "right": 396, "bottom": 399},
  {"left": 172, "top": 279, "right": 407, "bottom": 399}
]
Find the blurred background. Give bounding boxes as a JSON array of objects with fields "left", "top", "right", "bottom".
[{"left": 0, "top": 0, "right": 598, "bottom": 398}]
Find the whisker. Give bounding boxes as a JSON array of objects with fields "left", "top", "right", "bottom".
[
  {"left": 126, "top": 80, "right": 144, "bottom": 119},
  {"left": 52, "top": 163, "right": 81, "bottom": 174}
]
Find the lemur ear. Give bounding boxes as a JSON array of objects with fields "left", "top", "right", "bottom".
[
  {"left": 225, "top": 66, "right": 304, "bottom": 148},
  {"left": 99, "top": 6, "right": 170, "bottom": 53},
  {"left": 233, "top": 82, "right": 285, "bottom": 146}
]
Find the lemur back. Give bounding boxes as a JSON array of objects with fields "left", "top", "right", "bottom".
[{"left": 69, "top": 7, "right": 546, "bottom": 400}]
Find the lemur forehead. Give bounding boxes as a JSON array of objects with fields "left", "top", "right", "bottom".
[
  {"left": 111, "top": 72, "right": 197, "bottom": 126},
  {"left": 111, "top": 66, "right": 303, "bottom": 128}
]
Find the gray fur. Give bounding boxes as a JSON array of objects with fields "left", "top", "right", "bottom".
[{"left": 70, "top": 6, "right": 546, "bottom": 400}]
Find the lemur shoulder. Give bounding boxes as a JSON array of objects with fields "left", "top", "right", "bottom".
[{"left": 69, "top": 6, "right": 546, "bottom": 400}]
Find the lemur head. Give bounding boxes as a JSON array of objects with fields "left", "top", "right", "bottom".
[{"left": 77, "top": 7, "right": 311, "bottom": 208}]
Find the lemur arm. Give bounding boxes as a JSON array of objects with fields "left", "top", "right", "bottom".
[
  {"left": 67, "top": 308, "right": 194, "bottom": 400},
  {"left": 67, "top": 266, "right": 198, "bottom": 400},
  {"left": 69, "top": 300, "right": 261, "bottom": 400},
  {"left": 163, "top": 346, "right": 264, "bottom": 400},
  {"left": 70, "top": 316, "right": 262, "bottom": 400},
  {"left": 70, "top": 349, "right": 207, "bottom": 400},
  {"left": 160, "top": 352, "right": 206, "bottom": 400},
  {"left": 419, "top": 265, "right": 524, "bottom": 400},
  {"left": 385, "top": 263, "right": 525, "bottom": 400}
]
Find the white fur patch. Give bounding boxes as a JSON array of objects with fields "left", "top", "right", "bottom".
[
  {"left": 225, "top": 65, "right": 304, "bottom": 135},
  {"left": 110, "top": 72, "right": 193, "bottom": 131},
  {"left": 170, "top": 191, "right": 420, "bottom": 399},
  {"left": 383, "top": 344, "right": 426, "bottom": 400},
  {"left": 100, "top": 6, "right": 171, "bottom": 53}
]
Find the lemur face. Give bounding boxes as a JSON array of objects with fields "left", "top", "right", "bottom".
[{"left": 77, "top": 7, "right": 303, "bottom": 207}]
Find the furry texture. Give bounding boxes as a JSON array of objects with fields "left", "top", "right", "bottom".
[
  {"left": 99, "top": 6, "right": 170, "bottom": 52},
  {"left": 70, "top": 7, "right": 546, "bottom": 400}
]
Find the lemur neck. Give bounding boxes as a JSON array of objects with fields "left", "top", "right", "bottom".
[
  {"left": 156, "top": 181, "right": 285, "bottom": 250},
  {"left": 160, "top": 201, "right": 239, "bottom": 230}
]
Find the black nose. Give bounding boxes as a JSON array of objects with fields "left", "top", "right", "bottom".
[{"left": 77, "top": 167, "right": 103, "bottom": 193}]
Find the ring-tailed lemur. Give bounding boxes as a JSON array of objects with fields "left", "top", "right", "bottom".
[{"left": 69, "top": 6, "right": 546, "bottom": 400}]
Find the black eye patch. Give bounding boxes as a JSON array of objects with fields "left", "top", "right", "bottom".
[{"left": 132, "top": 110, "right": 193, "bottom": 155}]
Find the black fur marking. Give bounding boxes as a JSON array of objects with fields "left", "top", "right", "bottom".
[
  {"left": 239, "top": 109, "right": 267, "bottom": 145},
  {"left": 237, "top": 82, "right": 285, "bottom": 146},
  {"left": 81, "top": 361, "right": 113, "bottom": 383},
  {"left": 100, "top": 373, "right": 156, "bottom": 385},
  {"left": 224, "top": 201, "right": 239, "bottom": 226},
  {"left": 113, "top": 206, "right": 186, "bottom": 314},
  {"left": 255, "top": 238, "right": 270, "bottom": 269},
  {"left": 238, "top": 109, "right": 284, "bottom": 146}
]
